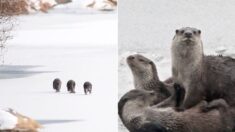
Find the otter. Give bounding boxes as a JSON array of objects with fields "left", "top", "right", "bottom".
[
  {"left": 127, "top": 54, "right": 160, "bottom": 91},
  {"left": 67, "top": 80, "right": 76, "bottom": 93},
  {"left": 53, "top": 78, "right": 61, "bottom": 92},
  {"left": 171, "top": 27, "right": 235, "bottom": 110},
  {"left": 118, "top": 88, "right": 234, "bottom": 132},
  {"left": 83, "top": 81, "right": 92, "bottom": 95},
  {"left": 127, "top": 54, "right": 176, "bottom": 106},
  {"left": 126, "top": 54, "right": 172, "bottom": 96}
]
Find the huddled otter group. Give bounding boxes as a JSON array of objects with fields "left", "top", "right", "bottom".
[
  {"left": 119, "top": 89, "right": 234, "bottom": 132},
  {"left": 119, "top": 27, "right": 235, "bottom": 132},
  {"left": 52, "top": 78, "right": 92, "bottom": 94}
]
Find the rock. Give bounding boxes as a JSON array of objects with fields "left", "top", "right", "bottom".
[
  {"left": 0, "top": 0, "right": 29, "bottom": 15},
  {"left": 0, "top": 108, "right": 41, "bottom": 132},
  {"left": 86, "top": 0, "right": 117, "bottom": 11}
]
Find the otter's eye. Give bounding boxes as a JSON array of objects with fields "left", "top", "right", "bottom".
[
  {"left": 175, "top": 29, "right": 179, "bottom": 34},
  {"left": 198, "top": 30, "right": 201, "bottom": 34},
  {"left": 193, "top": 31, "right": 196, "bottom": 34},
  {"left": 180, "top": 30, "right": 184, "bottom": 34},
  {"left": 139, "top": 59, "right": 144, "bottom": 62},
  {"left": 150, "top": 92, "right": 155, "bottom": 96},
  {"left": 149, "top": 61, "right": 153, "bottom": 65}
]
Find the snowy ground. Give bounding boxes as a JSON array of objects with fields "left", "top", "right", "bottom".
[
  {"left": 119, "top": 0, "right": 235, "bottom": 131},
  {"left": 0, "top": 1, "right": 117, "bottom": 132}
]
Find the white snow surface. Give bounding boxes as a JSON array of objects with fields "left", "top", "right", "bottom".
[
  {"left": 119, "top": 0, "right": 235, "bottom": 132},
  {"left": 41, "top": 0, "right": 57, "bottom": 5},
  {"left": 0, "top": 109, "right": 18, "bottom": 130},
  {"left": 0, "top": 1, "right": 117, "bottom": 132},
  {"left": 75, "top": 0, "right": 115, "bottom": 9}
]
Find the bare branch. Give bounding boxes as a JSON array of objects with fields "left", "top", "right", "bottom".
[{"left": 0, "top": 0, "right": 22, "bottom": 64}]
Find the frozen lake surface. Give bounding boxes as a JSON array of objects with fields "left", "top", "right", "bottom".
[{"left": 0, "top": 1, "right": 117, "bottom": 132}]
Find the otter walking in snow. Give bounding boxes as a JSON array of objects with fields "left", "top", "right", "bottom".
[
  {"left": 67, "top": 80, "right": 76, "bottom": 93},
  {"left": 83, "top": 81, "right": 92, "bottom": 95},
  {"left": 53, "top": 78, "right": 61, "bottom": 92},
  {"left": 171, "top": 27, "right": 235, "bottom": 110},
  {"left": 118, "top": 88, "right": 234, "bottom": 132}
]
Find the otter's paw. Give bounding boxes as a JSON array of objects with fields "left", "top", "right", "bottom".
[
  {"left": 200, "top": 106, "right": 210, "bottom": 112},
  {"left": 139, "top": 122, "right": 168, "bottom": 132},
  {"left": 173, "top": 83, "right": 181, "bottom": 90},
  {"left": 174, "top": 107, "right": 185, "bottom": 112},
  {"left": 130, "top": 117, "right": 142, "bottom": 128},
  {"left": 199, "top": 101, "right": 211, "bottom": 112}
]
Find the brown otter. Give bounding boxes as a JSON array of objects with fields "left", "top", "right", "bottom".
[
  {"left": 127, "top": 54, "right": 174, "bottom": 105},
  {"left": 67, "top": 80, "right": 76, "bottom": 93},
  {"left": 171, "top": 27, "right": 235, "bottom": 110},
  {"left": 83, "top": 81, "right": 92, "bottom": 95},
  {"left": 53, "top": 78, "right": 61, "bottom": 92},
  {"left": 118, "top": 88, "right": 234, "bottom": 132},
  {"left": 127, "top": 54, "right": 160, "bottom": 91}
]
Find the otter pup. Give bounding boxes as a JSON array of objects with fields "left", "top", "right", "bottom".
[
  {"left": 53, "top": 78, "right": 61, "bottom": 92},
  {"left": 83, "top": 81, "right": 92, "bottom": 95},
  {"left": 118, "top": 89, "right": 234, "bottom": 132},
  {"left": 171, "top": 27, "right": 235, "bottom": 110},
  {"left": 67, "top": 80, "right": 76, "bottom": 93}
]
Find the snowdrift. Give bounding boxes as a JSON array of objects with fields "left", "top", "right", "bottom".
[{"left": 0, "top": 108, "right": 41, "bottom": 132}]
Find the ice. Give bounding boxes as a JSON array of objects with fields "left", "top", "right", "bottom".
[{"left": 0, "top": 1, "right": 117, "bottom": 132}]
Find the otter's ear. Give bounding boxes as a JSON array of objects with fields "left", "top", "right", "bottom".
[
  {"left": 149, "top": 61, "right": 153, "bottom": 65},
  {"left": 175, "top": 29, "right": 179, "bottom": 34},
  {"left": 198, "top": 30, "right": 201, "bottom": 34}
]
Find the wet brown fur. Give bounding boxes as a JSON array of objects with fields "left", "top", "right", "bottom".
[
  {"left": 171, "top": 27, "right": 235, "bottom": 109},
  {"left": 53, "top": 78, "right": 61, "bottom": 92},
  {"left": 83, "top": 81, "right": 92, "bottom": 94},
  {"left": 67, "top": 80, "right": 76, "bottom": 93},
  {"left": 118, "top": 89, "right": 234, "bottom": 132},
  {"left": 127, "top": 54, "right": 172, "bottom": 104}
]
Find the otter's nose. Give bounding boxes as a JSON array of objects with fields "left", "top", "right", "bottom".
[
  {"left": 127, "top": 55, "right": 135, "bottom": 60},
  {"left": 184, "top": 32, "right": 192, "bottom": 38}
]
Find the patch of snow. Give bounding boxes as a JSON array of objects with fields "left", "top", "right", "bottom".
[
  {"left": 42, "top": 0, "right": 57, "bottom": 5},
  {"left": 156, "top": 107, "right": 174, "bottom": 112},
  {"left": 0, "top": 109, "right": 18, "bottom": 130},
  {"left": 215, "top": 46, "right": 227, "bottom": 55}
]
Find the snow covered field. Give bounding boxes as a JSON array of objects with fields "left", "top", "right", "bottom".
[
  {"left": 119, "top": 0, "right": 235, "bottom": 131},
  {"left": 0, "top": 1, "right": 117, "bottom": 132}
]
